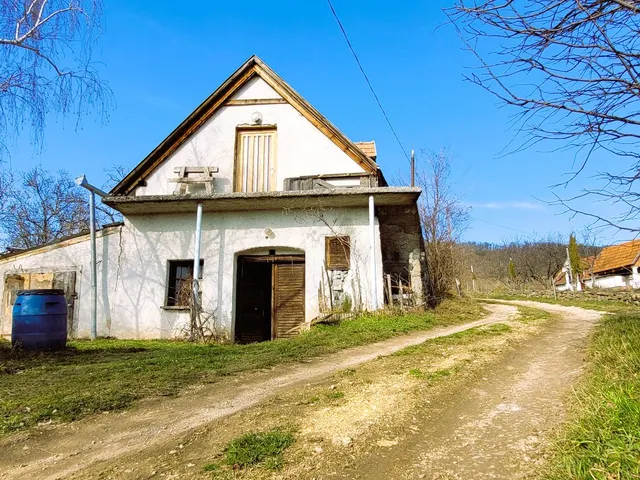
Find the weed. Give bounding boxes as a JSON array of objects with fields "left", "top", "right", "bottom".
[
  {"left": 408, "top": 368, "right": 452, "bottom": 381},
  {"left": 326, "top": 391, "right": 345, "bottom": 400},
  {"left": 203, "top": 463, "right": 219, "bottom": 472},
  {"left": 222, "top": 429, "right": 294, "bottom": 469}
]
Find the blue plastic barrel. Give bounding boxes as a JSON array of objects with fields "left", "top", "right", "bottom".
[{"left": 12, "top": 289, "right": 68, "bottom": 350}]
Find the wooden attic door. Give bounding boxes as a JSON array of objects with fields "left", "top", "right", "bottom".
[
  {"left": 272, "top": 260, "right": 305, "bottom": 339},
  {"left": 234, "top": 129, "right": 277, "bottom": 193}
]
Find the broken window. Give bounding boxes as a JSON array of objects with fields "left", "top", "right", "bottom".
[
  {"left": 166, "top": 260, "right": 204, "bottom": 307},
  {"left": 325, "top": 236, "right": 351, "bottom": 271}
]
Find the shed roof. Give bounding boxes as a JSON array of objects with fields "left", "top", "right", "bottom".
[{"left": 592, "top": 240, "right": 640, "bottom": 274}]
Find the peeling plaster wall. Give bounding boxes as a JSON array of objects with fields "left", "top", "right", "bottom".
[
  {"left": 135, "top": 76, "right": 366, "bottom": 197},
  {"left": 1, "top": 207, "right": 385, "bottom": 340},
  {"left": 0, "top": 227, "right": 122, "bottom": 338}
]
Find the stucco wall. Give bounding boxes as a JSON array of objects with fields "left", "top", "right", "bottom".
[
  {"left": 592, "top": 274, "right": 634, "bottom": 290},
  {"left": 0, "top": 207, "right": 384, "bottom": 340},
  {"left": 135, "top": 76, "right": 366, "bottom": 197},
  {"left": 0, "top": 226, "right": 122, "bottom": 338}
]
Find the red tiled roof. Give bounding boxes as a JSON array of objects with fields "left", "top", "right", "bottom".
[{"left": 592, "top": 240, "right": 640, "bottom": 274}]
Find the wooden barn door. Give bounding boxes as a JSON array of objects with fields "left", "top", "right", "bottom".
[{"left": 272, "top": 260, "right": 305, "bottom": 339}]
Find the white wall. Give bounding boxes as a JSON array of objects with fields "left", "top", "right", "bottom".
[
  {"left": 0, "top": 207, "right": 385, "bottom": 340},
  {"left": 592, "top": 274, "right": 633, "bottom": 289},
  {"left": 0, "top": 227, "right": 122, "bottom": 338},
  {"left": 135, "top": 76, "right": 366, "bottom": 196}
]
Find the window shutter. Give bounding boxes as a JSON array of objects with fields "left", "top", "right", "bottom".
[{"left": 325, "top": 236, "right": 351, "bottom": 271}]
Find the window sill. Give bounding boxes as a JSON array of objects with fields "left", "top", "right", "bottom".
[{"left": 161, "top": 306, "right": 191, "bottom": 311}]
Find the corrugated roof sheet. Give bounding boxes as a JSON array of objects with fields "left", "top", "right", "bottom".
[
  {"left": 355, "top": 141, "right": 377, "bottom": 160},
  {"left": 592, "top": 240, "right": 640, "bottom": 274}
]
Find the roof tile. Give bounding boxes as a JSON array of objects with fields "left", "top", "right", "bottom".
[{"left": 592, "top": 240, "right": 640, "bottom": 274}]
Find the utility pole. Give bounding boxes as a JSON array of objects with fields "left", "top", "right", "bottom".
[{"left": 410, "top": 149, "right": 415, "bottom": 187}]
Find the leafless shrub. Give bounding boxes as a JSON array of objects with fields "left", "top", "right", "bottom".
[{"left": 415, "top": 149, "right": 471, "bottom": 305}]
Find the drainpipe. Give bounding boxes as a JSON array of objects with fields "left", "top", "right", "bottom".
[
  {"left": 89, "top": 192, "right": 97, "bottom": 339},
  {"left": 75, "top": 175, "right": 108, "bottom": 341},
  {"left": 369, "top": 195, "right": 379, "bottom": 310},
  {"left": 193, "top": 203, "right": 203, "bottom": 308}
]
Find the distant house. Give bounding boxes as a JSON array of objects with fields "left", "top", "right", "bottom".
[
  {"left": 590, "top": 240, "right": 640, "bottom": 289},
  {"left": 553, "top": 256, "right": 595, "bottom": 292},
  {"left": 0, "top": 56, "right": 427, "bottom": 342}
]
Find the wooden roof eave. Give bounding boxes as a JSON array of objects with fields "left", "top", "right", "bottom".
[{"left": 111, "top": 56, "right": 379, "bottom": 196}]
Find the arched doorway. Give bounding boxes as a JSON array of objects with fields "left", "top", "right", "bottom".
[{"left": 235, "top": 249, "right": 305, "bottom": 343}]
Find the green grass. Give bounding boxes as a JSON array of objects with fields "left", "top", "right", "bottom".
[
  {"left": 515, "top": 305, "right": 553, "bottom": 324},
  {"left": 325, "top": 390, "right": 345, "bottom": 400},
  {"left": 542, "top": 312, "right": 640, "bottom": 479},
  {"left": 487, "top": 293, "right": 636, "bottom": 315},
  {"left": 0, "top": 298, "right": 484, "bottom": 435},
  {"left": 409, "top": 367, "right": 453, "bottom": 381},
  {"left": 204, "top": 429, "right": 295, "bottom": 471}
]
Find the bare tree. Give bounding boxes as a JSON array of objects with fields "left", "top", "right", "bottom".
[
  {"left": 0, "top": 166, "right": 95, "bottom": 249},
  {"left": 96, "top": 163, "right": 126, "bottom": 224},
  {"left": 0, "top": 0, "right": 111, "bottom": 152},
  {"left": 448, "top": 1, "right": 640, "bottom": 233},
  {"left": 415, "top": 149, "right": 471, "bottom": 304}
]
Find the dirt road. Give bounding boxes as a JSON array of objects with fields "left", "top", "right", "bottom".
[
  {"left": 0, "top": 304, "right": 515, "bottom": 480},
  {"left": 333, "top": 300, "right": 603, "bottom": 479}
]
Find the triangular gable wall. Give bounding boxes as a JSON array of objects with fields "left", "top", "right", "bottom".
[{"left": 112, "top": 56, "right": 377, "bottom": 195}]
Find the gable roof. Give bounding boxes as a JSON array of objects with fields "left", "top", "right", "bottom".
[
  {"left": 592, "top": 240, "right": 640, "bottom": 274},
  {"left": 111, "top": 56, "right": 379, "bottom": 196}
]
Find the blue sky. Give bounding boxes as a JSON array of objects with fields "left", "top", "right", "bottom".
[{"left": 3, "top": 0, "right": 627, "bottom": 244}]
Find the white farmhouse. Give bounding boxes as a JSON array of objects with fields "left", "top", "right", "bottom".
[
  {"left": 0, "top": 56, "right": 426, "bottom": 342},
  {"left": 590, "top": 240, "right": 640, "bottom": 290}
]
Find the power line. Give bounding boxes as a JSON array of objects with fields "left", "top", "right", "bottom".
[
  {"left": 470, "top": 216, "right": 534, "bottom": 236},
  {"left": 326, "top": 0, "right": 410, "bottom": 162}
]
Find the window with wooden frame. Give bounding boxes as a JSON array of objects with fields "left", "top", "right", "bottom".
[
  {"left": 166, "top": 260, "right": 204, "bottom": 307},
  {"left": 234, "top": 127, "right": 277, "bottom": 193},
  {"left": 325, "top": 236, "right": 351, "bottom": 271}
]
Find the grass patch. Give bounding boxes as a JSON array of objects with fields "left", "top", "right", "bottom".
[
  {"left": 409, "top": 368, "right": 453, "bottom": 381},
  {"left": 0, "top": 298, "right": 484, "bottom": 436},
  {"left": 515, "top": 306, "right": 552, "bottom": 324},
  {"left": 325, "top": 390, "right": 345, "bottom": 400},
  {"left": 486, "top": 293, "right": 636, "bottom": 315},
  {"left": 542, "top": 312, "right": 640, "bottom": 479},
  {"left": 216, "top": 429, "right": 295, "bottom": 470}
]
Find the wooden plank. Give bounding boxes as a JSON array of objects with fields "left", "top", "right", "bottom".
[
  {"left": 2, "top": 274, "right": 27, "bottom": 334},
  {"left": 172, "top": 166, "right": 219, "bottom": 174},
  {"left": 53, "top": 271, "right": 77, "bottom": 338},
  {"left": 273, "top": 262, "right": 305, "bottom": 339},
  {"left": 224, "top": 98, "right": 287, "bottom": 106}
]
